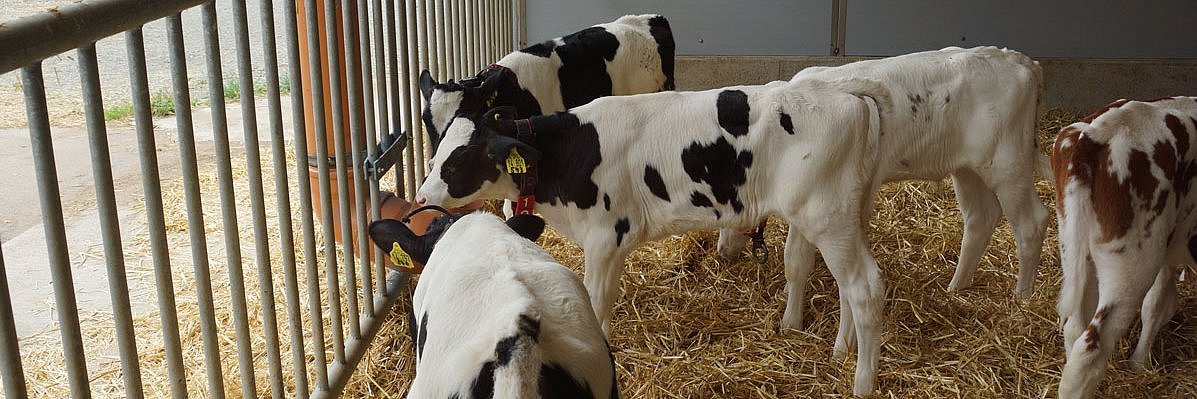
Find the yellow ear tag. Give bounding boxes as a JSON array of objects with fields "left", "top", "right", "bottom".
[
  {"left": 389, "top": 242, "right": 414, "bottom": 269},
  {"left": 505, "top": 148, "right": 527, "bottom": 174},
  {"left": 486, "top": 91, "right": 498, "bottom": 108}
]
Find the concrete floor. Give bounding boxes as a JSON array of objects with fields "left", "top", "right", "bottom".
[{"left": 1, "top": 98, "right": 290, "bottom": 338}]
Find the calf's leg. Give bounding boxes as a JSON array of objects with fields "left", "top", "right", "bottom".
[
  {"left": 815, "top": 230, "right": 885, "bottom": 396},
  {"left": 780, "top": 226, "right": 817, "bottom": 330},
  {"left": 582, "top": 238, "right": 630, "bottom": 337},
  {"left": 1060, "top": 253, "right": 1160, "bottom": 399},
  {"left": 1131, "top": 267, "right": 1176, "bottom": 370},
  {"left": 992, "top": 174, "right": 1050, "bottom": 299},
  {"left": 948, "top": 170, "right": 1002, "bottom": 292}
]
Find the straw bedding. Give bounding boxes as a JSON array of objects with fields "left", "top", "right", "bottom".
[
  {"left": 341, "top": 110, "right": 1197, "bottom": 398},
  {"left": 12, "top": 110, "right": 1197, "bottom": 398}
]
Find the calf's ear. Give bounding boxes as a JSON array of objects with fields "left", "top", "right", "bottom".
[
  {"left": 505, "top": 214, "right": 546, "bottom": 242},
  {"left": 418, "top": 69, "right": 436, "bottom": 101},
  {"left": 486, "top": 134, "right": 542, "bottom": 166},
  {"left": 368, "top": 219, "right": 438, "bottom": 267}
]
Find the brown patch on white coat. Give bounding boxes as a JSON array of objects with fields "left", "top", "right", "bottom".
[{"left": 1052, "top": 96, "right": 1197, "bottom": 399}]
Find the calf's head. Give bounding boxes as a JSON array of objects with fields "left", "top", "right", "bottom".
[
  {"left": 368, "top": 212, "right": 547, "bottom": 270},
  {"left": 415, "top": 107, "right": 541, "bottom": 209},
  {"left": 419, "top": 69, "right": 503, "bottom": 152}
]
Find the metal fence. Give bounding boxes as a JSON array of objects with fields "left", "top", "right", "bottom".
[{"left": 0, "top": 0, "right": 521, "bottom": 397}]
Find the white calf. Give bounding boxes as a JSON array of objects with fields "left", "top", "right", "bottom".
[
  {"left": 719, "top": 47, "right": 1050, "bottom": 332},
  {"left": 368, "top": 213, "right": 617, "bottom": 398},
  {"left": 413, "top": 77, "right": 893, "bottom": 395},
  {"left": 1052, "top": 97, "right": 1197, "bottom": 398}
]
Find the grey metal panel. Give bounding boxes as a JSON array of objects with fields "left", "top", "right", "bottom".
[
  {"left": 846, "top": 0, "right": 1197, "bottom": 58},
  {"left": 525, "top": 0, "right": 831, "bottom": 55}
]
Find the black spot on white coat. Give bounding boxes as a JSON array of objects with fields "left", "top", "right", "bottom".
[
  {"left": 527, "top": 114, "right": 604, "bottom": 209},
  {"left": 440, "top": 137, "right": 502, "bottom": 198},
  {"left": 643, "top": 165, "right": 670, "bottom": 201},
  {"left": 554, "top": 27, "right": 620, "bottom": 109},
  {"left": 690, "top": 191, "right": 713, "bottom": 207},
  {"left": 648, "top": 16, "right": 676, "bottom": 90},
  {"left": 681, "top": 137, "right": 753, "bottom": 213},
  {"left": 779, "top": 112, "right": 795, "bottom": 135},
  {"left": 614, "top": 218, "right": 630, "bottom": 247},
  {"left": 521, "top": 40, "right": 557, "bottom": 58},
  {"left": 716, "top": 90, "right": 751, "bottom": 137},
  {"left": 603, "top": 194, "right": 611, "bottom": 211},
  {"left": 540, "top": 363, "right": 597, "bottom": 399},
  {"left": 417, "top": 312, "right": 429, "bottom": 359}
]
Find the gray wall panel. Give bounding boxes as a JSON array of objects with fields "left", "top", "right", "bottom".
[
  {"left": 525, "top": 0, "right": 831, "bottom": 55},
  {"left": 846, "top": 1, "right": 1197, "bottom": 58},
  {"left": 526, "top": 1, "right": 1197, "bottom": 58}
]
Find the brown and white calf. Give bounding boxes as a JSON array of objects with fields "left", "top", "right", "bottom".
[
  {"left": 1052, "top": 97, "right": 1197, "bottom": 398},
  {"left": 735, "top": 46, "right": 1051, "bottom": 305}
]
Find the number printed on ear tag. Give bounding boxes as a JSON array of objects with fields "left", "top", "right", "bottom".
[
  {"left": 390, "top": 242, "right": 414, "bottom": 269},
  {"left": 506, "top": 148, "right": 527, "bottom": 174}
]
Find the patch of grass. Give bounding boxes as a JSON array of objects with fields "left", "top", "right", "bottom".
[
  {"left": 278, "top": 74, "right": 291, "bottom": 95},
  {"left": 102, "top": 75, "right": 293, "bottom": 121},
  {"left": 104, "top": 103, "right": 134, "bottom": 121},
  {"left": 223, "top": 79, "right": 241, "bottom": 101},
  {"left": 149, "top": 91, "right": 176, "bottom": 117}
]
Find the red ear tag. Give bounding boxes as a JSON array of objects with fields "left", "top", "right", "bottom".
[{"left": 512, "top": 194, "right": 536, "bottom": 215}]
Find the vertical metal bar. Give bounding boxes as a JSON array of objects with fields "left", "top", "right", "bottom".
[
  {"left": 515, "top": 0, "right": 526, "bottom": 48},
  {"left": 355, "top": 0, "right": 380, "bottom": 311},
  {"left": 500, "top": 0, "right": 508, "bottom": 53},
  {"left": 165, "top": 13, "right": 226, "bottom": 398},
  {"left": 420, "top": 0, "right": 433, "bottom": 80},
  {"left": 451, "top": 0, "right": 463, "bottom": 78},
  {"left": 370, "top": 0, "right": 390, "bottom": 291},
  {"left": 200, "top": 3, "right": 259, "bottom": 396},
  {"left": 0, "top": 243, "right": 28, "bottom": 399},
  {"left": 388, "top": 0, "right": 412, "bottom": 201},
  {"left": 77, "top": 43, "right": 145, "bottom": 399},
  {"left": 433, "top": 0, "right": 447, "bottom": 82},
  {"left": 463, "top": 0, "right": 476, "bottom": 71},
  {"left": 229, "top": 1, "right": 286, "bottom": 396},
  {"left": 23, "top": 63, "right": 91, "bottom": 399},
  {"left": 461, "top": 0, "right": 471, "bottom": 71},
  {"left": 126, "top": 28, "right": 189, "bottom": 399},
  {"left": 277, "top": 0, "right": 315, "bottom": 395},
  {"left": 831, "top": 0, "right": 847, "bottom": 56},
  {"left": 484, "top": 0, "right": 495, "bottom": 64},
  {"left": 293, "top": 0, "right": 332, "bottom": 390},
  {"left": 443, "top": 0, "right": 455, "bottom": 78},
  {"left": 336, "top": 0, "right": 363, "bottom": 340},
  {"left": 317, "top": 0, "right": 349, "bottom": 364},
  {"left": 413, "top": 0, "right": 430, "bottom": 182}
]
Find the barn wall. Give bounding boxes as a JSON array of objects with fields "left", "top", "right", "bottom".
[
  {"left": 673, "top": 56, "right": 1197, "bottom": 113},
  {"left": 524, "top": 1, "right": 1197, "bottom": 113},
  {"left": 525, "top": 0, "right": 1197, "bottom": 58}
]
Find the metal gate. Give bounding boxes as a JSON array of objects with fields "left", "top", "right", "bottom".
[{"left": 0, "top": 0, "right": 521, "bottom": 397}]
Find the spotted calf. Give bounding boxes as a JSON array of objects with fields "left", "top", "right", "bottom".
[
  {"left": 368, "top": 213, "right": 617, "bottom": 398},
  {"left": 413, "top": 77, "right": 894, "bottom": 395},
  {"left": 1052, "top": 97, "right": 1197, "bottom": 398},
  {"left": 720, "top": 48, "right": 1050, "bottom": 330},
  {"left": 419, "top": 14, "right": 675, "bottom": 152}
]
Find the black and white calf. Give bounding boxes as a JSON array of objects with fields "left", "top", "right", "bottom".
[
  {"left": 413, "top": 77, "right": 893, "bottom": 395},
  {"left": 368, "top": 213, "right": 617, "bottom": 398},
  {"left": 419, "top": 14, "right": 675, "bottom": 152},
  {"left": 726, "top": 47, "right": 1048, "bottom": 321},
  {"left": 1052, "top": 97, "right": 1197, "bottom": 398}
]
